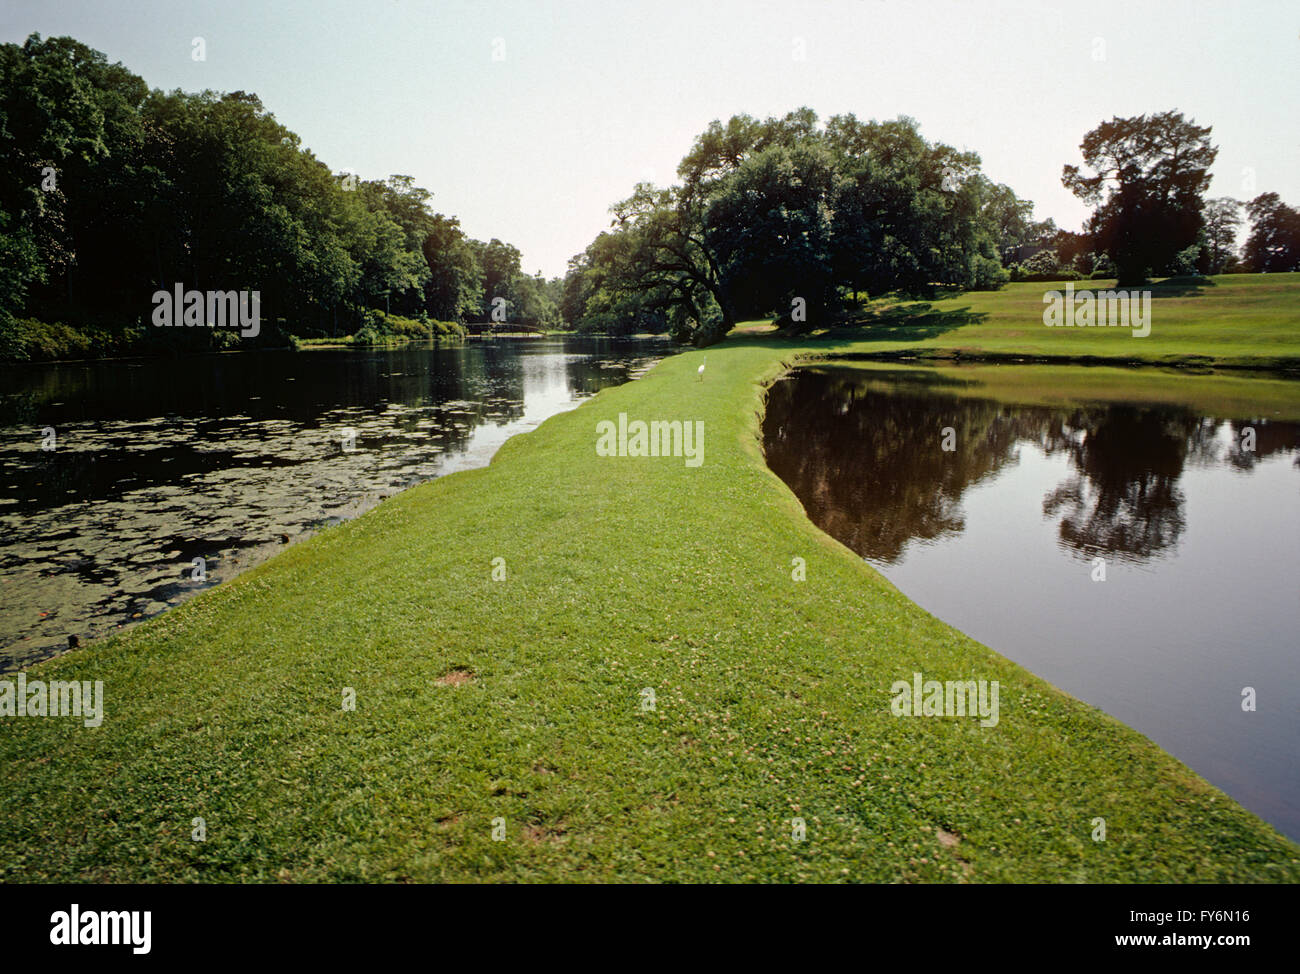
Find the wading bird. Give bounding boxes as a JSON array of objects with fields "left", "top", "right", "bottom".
[{"left": 697, "top": 356, "right": 706, "bottom": 381}]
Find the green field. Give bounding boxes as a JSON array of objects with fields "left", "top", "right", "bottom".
[
  {"left": 828, "top": 273, "right": 1300, "bottom": 371},
  {"left": 1, "top": 275, "right": 1298, "bottom": 882}
]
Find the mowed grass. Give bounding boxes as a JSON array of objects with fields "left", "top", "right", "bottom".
[
  {"left": 832, "top": 272, "right": 1300, "bottom": 371},
  {"left": 1, "top": 278, "right": 1299, "bottom": 882},
  {"left": 803, "top": 359, "right": 1300, "bottom": 422}
]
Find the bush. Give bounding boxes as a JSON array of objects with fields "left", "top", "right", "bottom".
[
  {"left": 1023, "top": 249, "right": 1062, "bottom": 275},
  {"left": 1168, "top": 244, "right": 1202, "bottom": 277},
  {"left": 1013, "top": 270, "right": 1083, "bottom": 283},
  {"left": 968, "top": 255, "right": 1009, "bottom": 291},
  {"left": 352, "top": 323, "right": 385, "bottom": 346},
  {"left": 0, "top": 316, "right": 129, "bottom": 362},
  {"left": 351, "top": 309, "right": 466, "bottom": 345},
  {"left": 429, "top": 317, "right": 465, "bottom": 339},
  {"left": 1089, "top": 253, "right": 1118, "bottom": 278},
  {"left": 2, "top": 312, "right": 296, "bottom": 362}
]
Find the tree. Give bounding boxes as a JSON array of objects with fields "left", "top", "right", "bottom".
[
  {"left": 584, "top": 110, "right": 1022, "bottom": 344},
  {"left": 558, "top": 252, "right": 593, "bottom": 326},
  {"left": 1063, "top": 111, "right": 1217, "bottom": 285},
  {"left": 822, "top": 114, "right": 1005, "bottom": 299},
  {"left": 1048, "top": 228, "right": 1093, "bottom": 273},
  {"left": 511, "top": 272, "right": 560, "bottom": 328},
  {"left": 0, "top": 33, "right": 540, "bottom": 356},
  {"left": 0, "top": 34, "right": 147, "bottom": 321},
  {"left": 1200, "top": 198, "right": 1241, "bottom": 274},
  {"left": 421, "top": 214, "right": 481, "bottom": 320},
  {"left": 978, "top": 179, "right": 1055, "bottom": 266},
  {"left": 1242, "top": 193, "right": 1300, "bottom": 272},
  {"left": 704, "top": 139, "right": 840, "bottom": 328},
  {"left": 468, "top": 238, "right": 522, "bottom": 319},
  {"left": 606, "top": 183, "right": 733, "bottom": 344}
]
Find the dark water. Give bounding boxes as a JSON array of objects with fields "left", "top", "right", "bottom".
[
  {"left": 0, "top": 336, "right": 672, "bottom": 669},
  {"left": 764, "top": 364, "right": 1300, "bottom": 840}
]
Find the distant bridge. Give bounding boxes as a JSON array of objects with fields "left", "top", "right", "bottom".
[{"left": 464, "top": 321, "right": 546, "bottom": 336}]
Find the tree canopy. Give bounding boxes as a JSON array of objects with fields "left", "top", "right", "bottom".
[
  {"left": 1062, "top": 111, "right": 1217, "bottom": 285},
  {"left": 1242, "top": 193, "right": 1300, "bottom": 272},
  {"left": 561, "top": 110, "right": 1038, "bottom": 345},
  {"left": 4, "top": 34, "right": 1294, "bottom": 357},
  {"left": 0, "top": 34, "right": 557, "bottom": 357}
]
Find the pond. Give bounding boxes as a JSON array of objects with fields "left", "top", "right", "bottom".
[
  {"left": 0, "top": 336, "right": 672, "bottom": 670},
  {"left": 763, "top": 362, "right": 1300, "bottom": 841}
]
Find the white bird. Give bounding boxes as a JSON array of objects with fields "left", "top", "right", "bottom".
[{"left": 697, "top": 356, "right": 707, "bottom": 382}]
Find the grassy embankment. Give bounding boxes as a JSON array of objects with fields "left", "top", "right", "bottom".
[
  {"left": 1, "top": 273, "right": 1298, "bottom": 882},
  {"left": 837, "top": 272, "right": 1300, "bottom": 372}
]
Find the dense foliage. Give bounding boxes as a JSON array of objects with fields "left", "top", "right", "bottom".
[
  {"left": 4, "top": 36, "right": 1296, "bottom": 356},
  {"left": 0, "top": 34, "right": 558, "bottom": 359},
  {"left": 1242, "top": 193, "right": 1300, "bottom": 273},
  {"left": 1059, "top": 111, "right": 1299, "bottom": 282},
  {"left": 564, "top": 108, "right": 1300, "bottom": 344},
  {"left": 1062, "top": 111, "right": 1218, "bottom": 285},
  {"left": 562, "top": 110, "right": 1044, "bottom": 344}
]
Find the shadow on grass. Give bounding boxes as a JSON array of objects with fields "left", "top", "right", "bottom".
[
  {"left": 1145, "top": 275, "right": 1216, "bottom": 298},
  {"left": 722, "top": 303, "right": 986, "bottom": 352},
  {"left": 1087, "top": 275, "right": 1217, "bottom": 298},
  {"left": 834, "top": 302, "right": 988, "bottom": 342}
]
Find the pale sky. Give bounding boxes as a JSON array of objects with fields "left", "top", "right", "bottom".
[{"left": 4, "top": 0, "right": 1297, "bottom": 278}]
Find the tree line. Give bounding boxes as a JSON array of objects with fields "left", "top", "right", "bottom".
[
  {"left": 561, "top": 108, "right": 1300, "bottom": 344},
  {"left": 0, "top": 34, "right": 561, "bottom": 360},
  {"left": 3, "top": 34, "right": 1297, "bottom": 358}
]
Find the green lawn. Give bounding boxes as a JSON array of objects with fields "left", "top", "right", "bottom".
[
  {"left": 1, "top": 276, "right": 1298, "bottom": 882},
  {"left": 828, "top": 272, "right": 1300, "bottom": 371},
  {"left": 798, "top": 359, "right": 1300, "bottom": 422}
]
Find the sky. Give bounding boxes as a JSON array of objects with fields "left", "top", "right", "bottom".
[{"left": 3, "top": 0, "right": 1297, "bottom": 278}]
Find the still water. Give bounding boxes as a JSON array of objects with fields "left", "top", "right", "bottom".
[
  {"left": 0, "top": 336, "right": 671, "bottom": 669},
  {"left": 764, "top": 363, "right": 1300, "bottom": 840}
]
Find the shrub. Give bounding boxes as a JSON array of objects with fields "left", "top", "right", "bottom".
[
  {"left": 1168, "top": 244, "right": 1202, "bottom": 277},
  {"left": 968, "top": 255, "right": 1010, "bottom": 291},
  {"left": 1022, "top": 249, "right": 1063, "bottom": 276},
  {"left": 352, "top": 309, "right": 465, "bottom": 345},
  {"left": 429, "top": 318, "right": 465, "bottom": 339},
  {"left": 1089, "top": 253, "right": 1118, "bottom": 278},
  {"left": 0, "top": 316, "right": 100, "bottom": 361},
  {"left": 1015, "top": 270, "right": 1083, "bottom": 283}
]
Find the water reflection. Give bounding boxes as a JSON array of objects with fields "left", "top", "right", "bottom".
[
  {"left": 0, "top": 336, "right": 670, "bottom": 668},
  {"left": 764, "top": 364, "right": 1300, "bottom": 839},
  {"left": 1038, "top": 408, "right": 1194, "bottom": 560},
  {"left": 765, "top": 368, "right": 1298, "bottom": 565}
]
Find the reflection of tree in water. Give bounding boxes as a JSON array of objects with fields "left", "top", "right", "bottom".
[
  {"left": 1223, "top": 420, "right": 1300, "bottom": 472},
  {"left": 1040, "top": 407, "right": 1199, "bottom": 561},
  {"left": 764, "top": 371, "right": 1030, "bottom": 562},
  {"left": 764, "top": 368, "right": 1300, "bottom": 567}
]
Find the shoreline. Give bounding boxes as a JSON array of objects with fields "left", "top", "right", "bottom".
[
  {"left": 0, "top": 331, "right": 665, "bottom": 368},
  {"left": 1, "top": 341, "right": 669, "bottom": 672},
  {"left": 818, "top": 345, "right": 1300, "bottom": 377}
]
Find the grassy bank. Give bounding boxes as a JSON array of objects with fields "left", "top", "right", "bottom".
[
  {"left": 805, "top": 359, "right": 1300, "bottom": 422},
  {"left": 2, "top": 284, "right": 1298, "bottom": 881},
  {"left": 832, "top": 273, "right": 1300, "bottom": 372}
]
